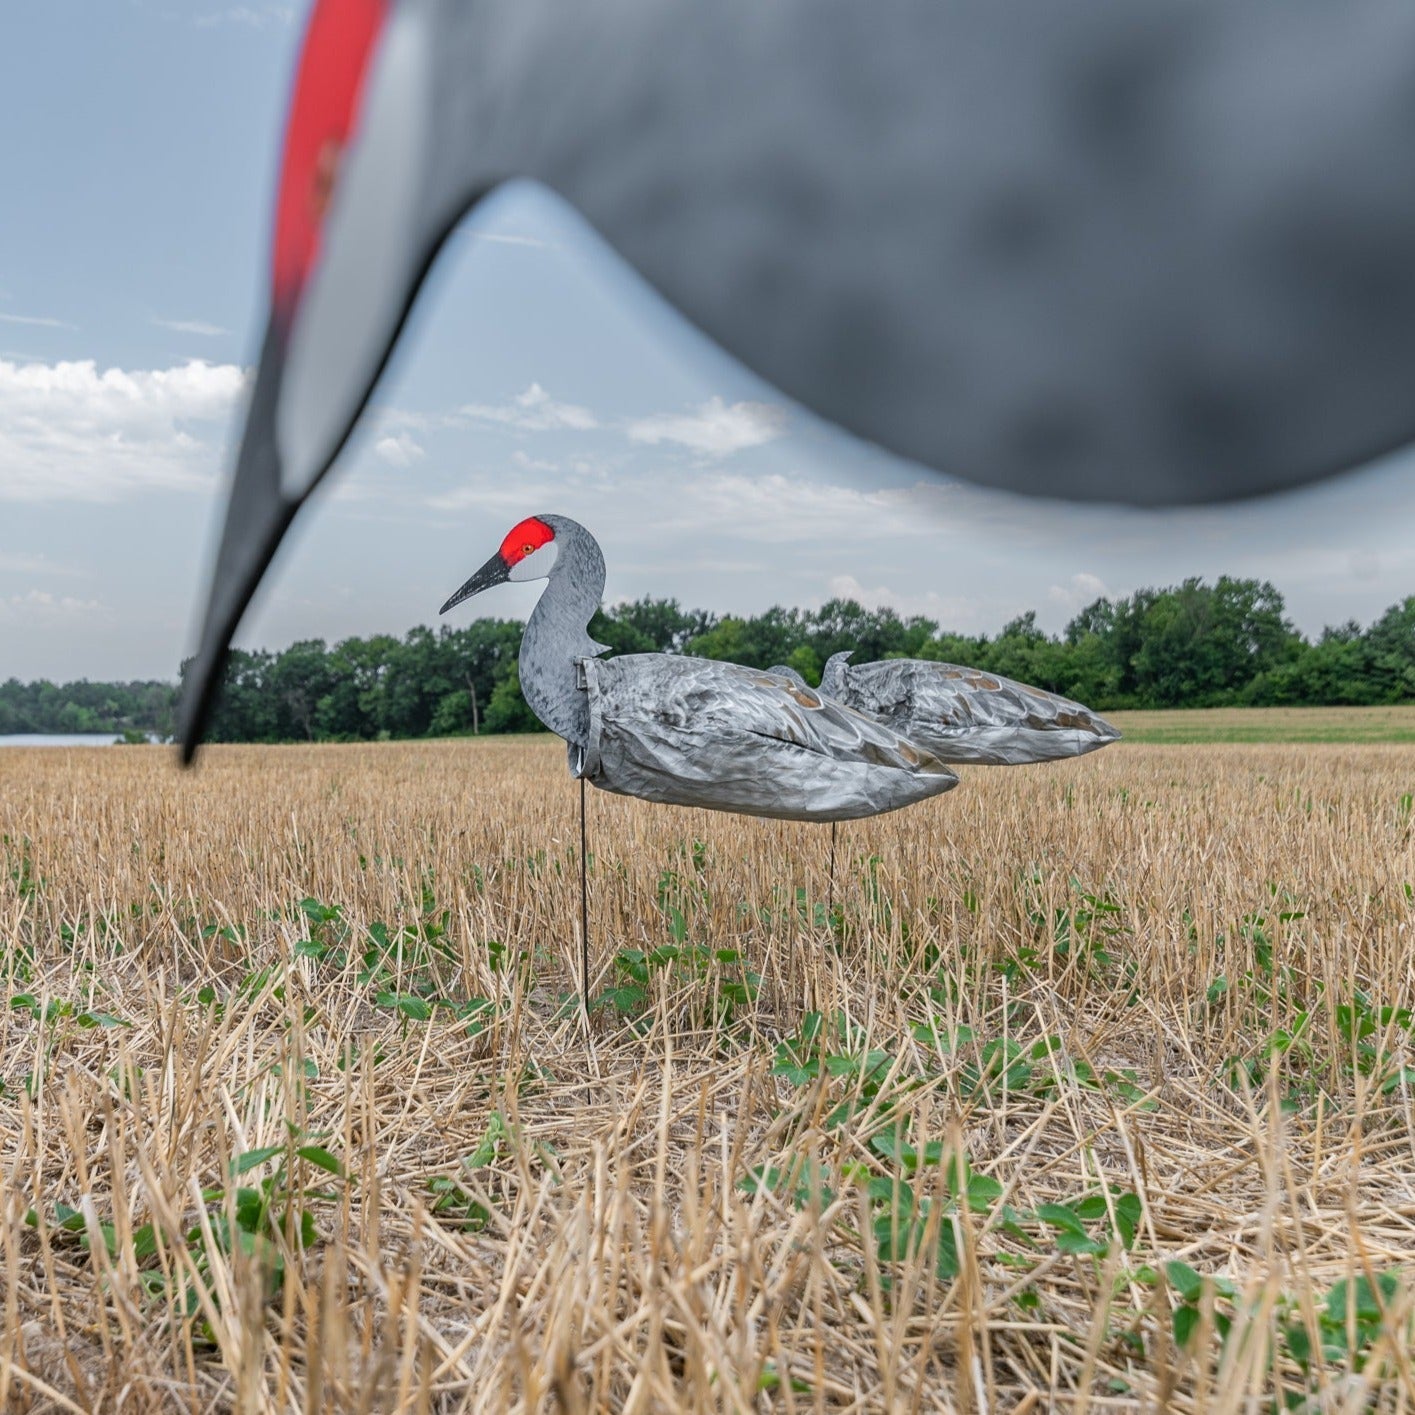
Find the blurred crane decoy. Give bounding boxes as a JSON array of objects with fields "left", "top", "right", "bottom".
[{"left": 181, "top": 0, "right": 1415, "bottom": 759}]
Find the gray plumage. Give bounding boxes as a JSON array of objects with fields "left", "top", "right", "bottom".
[
  {"left": 443, "top": 516, "right": 959, "bottom": 822},
  {"left": 580, "top": 655, "right": 958, "bottom": 822},
  {"left": 429, "top": 0, "right": 1415, "bottom": 506},
  {"left": 766, "top": 665, "right": 808, "bottom": 688},
  {"left": 819, "top": 652, "right": 1120, "bottom": 767},
  {"left": 518, "top": 513, "right": 608, "bottom": 756}
]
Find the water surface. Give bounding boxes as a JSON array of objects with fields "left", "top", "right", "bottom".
[{"left": 0, "top": 733, "right": 159, "bottom": 748}]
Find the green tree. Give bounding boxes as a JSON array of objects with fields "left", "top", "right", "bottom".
[
  {"left": 599, "top": 597, "right": 715, "bottom": 653},
  {"left": 1129, "top": 578, "right": 1298, "bottom": 707},
  {"left": 23, "top": 576, "right": 1415, "bottom": 743},
  {"left": 1364, "top": 596, "right": 1415, "bottom": 701},
  {"left": 785, "top": 644, "right": 823, "bottom": 685},
  {"left": 686, "top": 616, "right": 753, "bottom": 664},
  {"left": 269, "top": 639, "right": 334, "bottom": 740},
  {"left": 483, "top": 661, "right": 544, "bottom": 734}
]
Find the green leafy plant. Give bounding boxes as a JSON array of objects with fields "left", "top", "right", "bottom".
[
  {"left": 1223, "top": 990, "right": 1413, "bottom": 1104},
  {"left": 25, "top": 1132, "right": 344, "bottom": 1326},
  {"left": 769, "top": 1011, "right": 905, "bottom": 1128},
  {"left": 738, "top": 1154, "right": 835, "bottom": 1211},
  {"left": 1037, "top": 1188, "right": 1142, "bottom": 1259},
  {"left": 862, "top": 1135, "right": 1003, "bottom": 1282},
  {"left": 180, "top": 1136, "right": 344, "bottom": 1317},
  {"left": 1283, "top": 1272, "right": 1404, "bottom": 1383},
  {"left": 291, "top": 896, "right": 501, "bottom": 1037},
  {"left": 427, "top": 1113, "right": 511, "bottom": 1231},
  {"left": 597, "top": 871, "right": 759, "bottom": 1034},
  {"left": 4, "top": 833, "right": 41, "bottom": 900}
]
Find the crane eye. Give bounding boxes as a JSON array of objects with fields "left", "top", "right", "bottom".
[{"left": 523, "top": 543, "right": 535, "bottom": 556}]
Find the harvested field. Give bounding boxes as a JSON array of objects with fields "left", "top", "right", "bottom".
[
  {"left": 2, "top": 736, "right": 1415, "bottom": 1412},
  {"left": 1108, "top": 704, "right": 1415, "bottom": 745}
]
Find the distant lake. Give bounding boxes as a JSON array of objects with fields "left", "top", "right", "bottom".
[{"left": 0, "top": 733, "right": 162, "bottom": 748}]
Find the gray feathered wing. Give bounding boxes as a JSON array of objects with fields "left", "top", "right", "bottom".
[
  {"left": 824, "top": 656, "right": 1119, "bottom": 766},
  {"left": 578, "top": 655, "right": 957, "bottom": 821}
]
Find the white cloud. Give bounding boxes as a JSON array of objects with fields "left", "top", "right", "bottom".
[
  {"left": 0, "top": 358, "right": 247, "bottom": 502},
  {"left": 417, "top": 457, "right": 935, "bottom": 546},
  {"left": 0, "top": 589, "right": 107, "bottom": 623},
  {"left": 677, "top": 471, "right": 925, "bottom": 541},
  {"left": 1046, "top": 572, "right": 1109, "bottom": 612},
  {"left": 0, "top": 313, "right": 72, "bottom": 329},
  {"left": 459, "top": 383, "right": 598, "bottom": 433},
  {"left": 626, "top": 397, "right": 787, "bottom": 457},
  {"left": 422, "top": 445, "right": 624, "bottom": 515},
  {"left": 1348, "top": 549, "right": 1382, "bottom": 582},
  {"left": 826, "top": 574, "right": 983, "bottom": 626},
  {"left": 152, "top": 317, "right": 229, "bottom": 337},
  {"left": 427, "top": 472, "right": 573, "bottom": 516},
  {"left": 428, "top": 484, "right": 515, "bottom": 513},
  {"left": 374, "top": 432, "right": 425, "bottom": 469}
]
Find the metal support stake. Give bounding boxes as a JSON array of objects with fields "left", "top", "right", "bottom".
[{"left": 579, "top": 775, "right": 590, "bottom": 1017}]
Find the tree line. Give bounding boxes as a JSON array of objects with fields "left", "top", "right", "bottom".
[
  {"left": 3, "top": 577, "right": 1412, "bottom": 741},
  {"left": 0, "top": 678, "right": 175, "bottom": 739}
]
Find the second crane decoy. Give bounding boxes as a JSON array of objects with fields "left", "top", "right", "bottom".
[
  {"left": 818, "top": 652, "right": 1119, "bottom": 767},
  {"left": 767, "top": 654, "right": 1118, "bottom": 908}
]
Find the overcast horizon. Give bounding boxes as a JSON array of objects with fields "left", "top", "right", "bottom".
[{"left": 4, "top": 3, "right": 1415, "bottom": 685}]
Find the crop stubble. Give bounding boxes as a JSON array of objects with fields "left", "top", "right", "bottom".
[{"left": 2, "top": 737, "right": 1414, "bottom": 1411}]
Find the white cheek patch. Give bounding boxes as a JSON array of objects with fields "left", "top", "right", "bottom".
[
  {"left": 277, "top": 4, "right": 430, "bottom": 499},
  {"left": 509, "top": 540, "right": 558, "bottom": 582}
]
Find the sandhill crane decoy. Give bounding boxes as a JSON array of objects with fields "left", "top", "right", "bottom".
[
  {"left": 818, "top": 653, "right": 1120, "bottom": 767},
  {"left": 770, "top": 654, "right": 1116, "bottom": 911},
  {"left": 440, "top": 515, "right": 957, "bottom": 823},
  {"left": 439, "top": 512, "right": 958, "bottom": 1006},
  {"left": 180, "top": 0, "right": 1415, "bottom": 758}
]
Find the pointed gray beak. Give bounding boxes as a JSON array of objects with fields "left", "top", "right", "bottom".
[{"left": 440, "top": 551, "right": 511, "bottom": 615}]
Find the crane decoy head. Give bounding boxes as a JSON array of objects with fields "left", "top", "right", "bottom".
[
  {"left": 180, "top": 0, "right": 451, "bottom": 761},
  {"left": 440, "top": 516, "right": 560, "bottom": 614},
  {"left": 265, "top": 0, "right": 433, "bottom": 490}
]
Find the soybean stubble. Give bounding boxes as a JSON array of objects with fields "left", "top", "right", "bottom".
[{"left": 2, "top": 736, "right": 1413, "bottom": 1411}]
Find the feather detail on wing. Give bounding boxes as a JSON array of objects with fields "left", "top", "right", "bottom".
[
  {"left": 831, "top": 658, "right": 1120, "bottom": 765},
  {"left": 578, "top": 655, "right": 957, "bottom": 821}
]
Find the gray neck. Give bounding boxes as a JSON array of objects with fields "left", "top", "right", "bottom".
[
  {"left": 519, "top": 515, "right": 606, "bottom": 749},
  {"left": 820, "top": 651, "right": 854, "bottom": 698}
]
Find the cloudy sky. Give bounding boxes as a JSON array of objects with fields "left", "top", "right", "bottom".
[{"left": 4, "top": 3, "right": 1414, "bottom": 683}]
